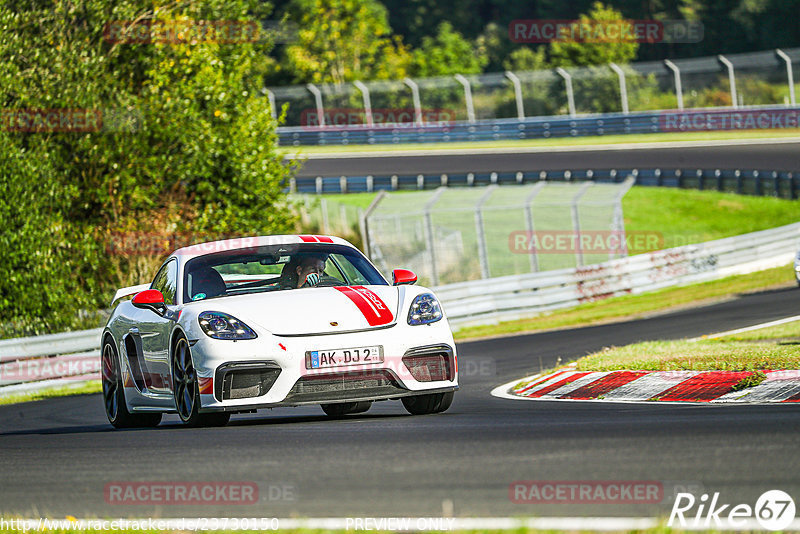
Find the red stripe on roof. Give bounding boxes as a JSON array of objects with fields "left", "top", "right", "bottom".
[
  {"left": 334, "top": 286, "right": 393, "bottom": 326},
  {"left": 299, "top": 235, "right": 319, "bottom": 242},
  {"left": 560, "top": 371, "right": 649, "bottom": 399},
  {"left": 655, "top": 371, "right": 752, "bottom": 402},
  {"left": 525, "top": 372, "right": 592, "bottom": 398},
  {"left": 316, "top": 235, "right": 334, "bottom": 243}
]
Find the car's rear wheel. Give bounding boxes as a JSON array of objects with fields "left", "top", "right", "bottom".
[
  {"left": 172, "top": 336, "right": 230, "bottom": 427},
  {"left": 402, "top": 391, "right": 454, "bottom": 415},
  {"left": 102, "top": 339, "right": 162, "bottom": 429},
  {"left": 321, "top": 401, "right": 372, "bottom": 417}
]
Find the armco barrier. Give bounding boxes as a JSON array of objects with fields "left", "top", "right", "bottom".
[
  {"left": 290, "top": 168, "right": 799, "bottom": 199},
  {"left": 1, "top": 223, "right": 798, "bottom": 394},
  {"left": 278, "top": 106, "right": 800, "bottom": 146},
  {"left": 0, "top": 328, "right": 102, "bottom": 395},
  {"left": 438, "top": 222, "right": 800, "bottom": 328}
]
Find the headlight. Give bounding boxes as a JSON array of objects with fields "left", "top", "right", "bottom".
[
  {"left": 407, "top": 293, "right": 443, "bottom": 325},
  {"left": 198, "top": 311, "right": 257, "bottom": 340}
]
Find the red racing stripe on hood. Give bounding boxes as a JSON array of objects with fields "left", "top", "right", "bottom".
[{"left": 335, "top": 286, "right": 394, "bottom": 326}]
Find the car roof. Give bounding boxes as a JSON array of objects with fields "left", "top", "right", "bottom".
[{"left": 172, "top": 235, "right": 354, "bottom": 261}]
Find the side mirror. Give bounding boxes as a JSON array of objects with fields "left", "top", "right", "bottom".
[
  {"left": 392, "top": 269, "right": 417, "bottom": 286},
  {"left": 132, "top": 289, "right": 167, "bottom": 315}
]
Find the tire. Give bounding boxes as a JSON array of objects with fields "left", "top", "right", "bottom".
[
  {"left": 402, "top": 391, "right": 455, "bottom": 415},
  {"left": 172, "top": 335, "right": 230, "bottom": 427},
  {"left": 102, "top": 339, "right": 162, "bottom": 429},
  {"left": 321, "top": 401, "right": 372, "bottom": 417}
]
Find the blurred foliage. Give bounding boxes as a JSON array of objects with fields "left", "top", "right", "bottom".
[
  {"left": 281, "top": 0, "right": 412, "bottom": 85},
  {"left": 0, "top": 0, "right": 296, "bottom": 336},
  {"left": 548, "top": 2, "right": 639, "bottom": 68}
]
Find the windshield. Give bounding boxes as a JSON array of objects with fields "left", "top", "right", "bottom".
[{"left": 182, "top": 243, "right": 387, "bottom": 303}]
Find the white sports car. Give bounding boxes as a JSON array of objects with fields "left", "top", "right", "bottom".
[{"left": 101, "top": 235, "right": 458, "bottom": 428}]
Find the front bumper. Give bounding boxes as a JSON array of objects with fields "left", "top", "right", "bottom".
[{"left": 189, "top": 323, "right": 458, "bottom": 412}]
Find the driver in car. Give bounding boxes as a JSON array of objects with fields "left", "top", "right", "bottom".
[{"left": 296, "top": 254, "right": 326, "bottom": 288}]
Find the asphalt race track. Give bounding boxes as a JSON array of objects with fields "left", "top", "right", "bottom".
[
  {"left": 1, "top": 286, "right": 799, "bottom": 519},
  {"left": 294, "top": 140, "right": 800, "bottom": 177}
]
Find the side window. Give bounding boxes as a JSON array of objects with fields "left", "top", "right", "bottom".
[
  {"left": 151, "top": 259, "right": 178, "bottom": 305},
  {"left": 330, "top": 254, "right": 370, "bottom": 285}
]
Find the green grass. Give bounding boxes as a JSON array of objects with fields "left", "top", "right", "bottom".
[
  {"left": 708, "top": 318, "right": 800, "bottom": 341},
  {"left": 281, "top": 128, "right": 800, "bottom": 155},
  {"left": 622, "top": 187, "right": 800, "bottom": 252},
  {"left": 454, "top": 264, "right": 795, "bottom": 340},
  {"left": 574, "top": 314, "right": 800, "bottom": 372},
  {"left": 0, "top": 522, "right": 736, "bottom": 534},
  {"left": 575, "top": 339, "right": 800, "bottom": 372},
  {"left": 310, "top": 187, "right": 800, "bottom": 254},
  {"left": 0, "top": 381, "right": 101, "bottom": 406}
]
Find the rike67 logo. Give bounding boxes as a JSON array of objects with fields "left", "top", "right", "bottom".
[{"left": 669, "top": 490, "right": 796, "bottom": 530}]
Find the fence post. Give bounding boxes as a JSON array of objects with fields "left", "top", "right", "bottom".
[
  {"left": 424, "top": 188, "right": 446, "bottom": 286},
  {"left": 320, "top": 198, "right": 330, "bottom": 234},
  {"left": 306, "top": 83, "right": 325, "bottom": 127},
  {"left": 360, "top": 190, "right": 387, "bottom": 259},
  {"left": 353, "top": 80, "right": 374, "bottom": 126},
  {"left": 613, "top": 177, "right": 636, "bottom": 259},
  {"left": 776, "top": 49, "right": 796, "bottom": 106},
  {"left": 664, "top": 60, "right": 684, "bottom": 110},
  {"left": 570, "top": 182, "right": 593, "bottom": 266},
  {"left": 556, "top": 67, "right": 576, "bottom": 117},
  {"left": 609, "top": 63, "right": 629, "bottom": 114},
  {"left": 718, "top": 55, "right": 738, "bottom": 108},
  {"left": 454, "top": 74, "right": 476, "bottom": 123},
  {"left": 524, "top": 182, "right": 547, "bottom": 272},
  {"left": 403, "top": 78, "right": 424, "bottom": 126},
  {"left": 264, "top": 88, "right": 277, "bottom": 121},
  {"left": 504, "top": 71, "right": 525, "bottom": 120},
  {"left": 475, "top": 185, "right": 497, "bottom": 279}
]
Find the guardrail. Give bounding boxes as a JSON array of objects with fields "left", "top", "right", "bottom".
[
  {"left": 279, "top": 105, "right": 800, "bottom": 146},
  {"left": 438, "top": 222, "right": 800, "bottom": 328},
  {"left": 0, "top": 328, "right": 102, "bottom": 396},
  {"left": 291, "top": 168, "right": 799, "bottom": 199},
  {"left": 1, "top": 223, "right": 798, "bottom": 393}
]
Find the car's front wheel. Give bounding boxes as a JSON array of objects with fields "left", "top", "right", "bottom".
[
  {"left": 172, "top": 336, "right": 230, "bottom": 427},
  {"left": 102, "top": 339, "right": 162, "bottom": 429},
  {"left": 402, "top": 391, "right": 454, "bottom": 415}
]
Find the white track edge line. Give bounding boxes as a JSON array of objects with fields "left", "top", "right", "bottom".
[
  {"left": 286, "top": 136, "right": 800, "bottom": 159},
  {"left": 688, "top": 314, "right": 800, "bottom": 341}
]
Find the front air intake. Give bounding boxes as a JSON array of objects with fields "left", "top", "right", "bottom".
[
  {"left": 215, "top": 362, "right": 281, "bottom": 401},
  {"left": 402, "top": 345, "right": 455, "bottom": 382}
]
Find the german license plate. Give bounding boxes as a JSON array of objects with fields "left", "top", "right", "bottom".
[{"left": 306, "top": 346, "right": 383, "bottom": 369}]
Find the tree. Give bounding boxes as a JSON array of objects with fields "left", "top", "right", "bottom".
[
  {"left": 0, "top": 0, "right": 296, "bottom": 334},
  {"left": 410, "top": 22, "right": 487, "bottom": 77},
  {"left": 548, "top": 1, "right": 640, "bottom": 68},
  {"left": 282, "top": 0, "right": 412, "bottom": 85}
]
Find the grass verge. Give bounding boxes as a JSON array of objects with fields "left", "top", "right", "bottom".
[
  {"left": 0, "top": 381, "right": 101, "bottom": 406},
  {"left": 454, "top": 264, "right": 795, "bottom": 340},
  {"left": 281, "top": 128, "right": 800, "bottom": 155},
  {"left": 575, "top": 317, "right": 800, "bottom": 372}
]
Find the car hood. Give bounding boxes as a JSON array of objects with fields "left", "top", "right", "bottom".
[{"left": 190, "top": 285, "right": 400, "bottom": 336}]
